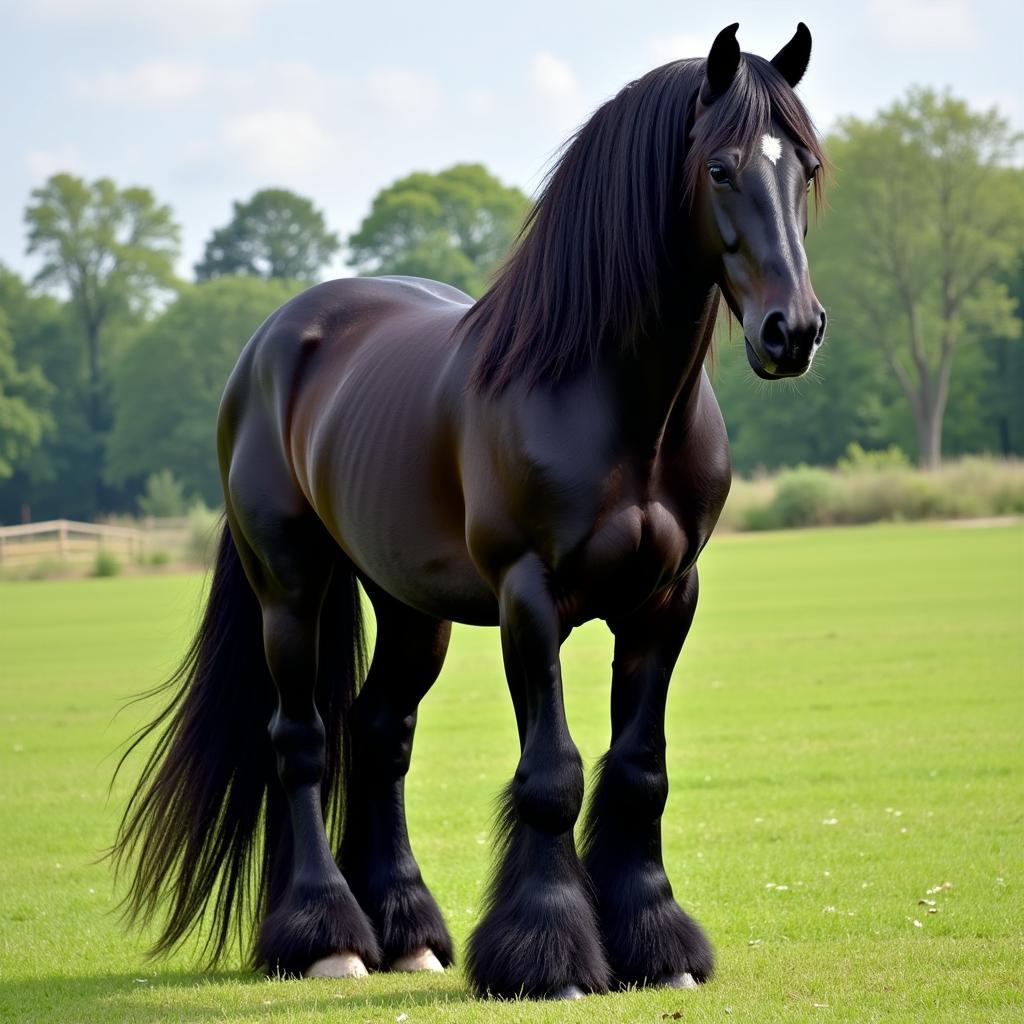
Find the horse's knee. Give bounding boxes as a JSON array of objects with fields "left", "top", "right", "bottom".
[
  {"left": 351, "top": 702, "right": 417, "bottom": 781},
  {"left": 601, "top": 746, "right": 669, "bottom": 821},
  {"left": 512, "top": 744, "right": 585, "bottom": 835},
  {"left": 268, "top": 710, "right": 327, "bottom": 789}
]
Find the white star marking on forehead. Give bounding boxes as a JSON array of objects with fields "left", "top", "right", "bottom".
[{"left": 760, "top": 134, "right": 782, "bottom": 165}]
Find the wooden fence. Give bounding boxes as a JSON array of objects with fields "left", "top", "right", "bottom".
[{"left": 0, "top": 519, "right": 145, "bottom": 566}]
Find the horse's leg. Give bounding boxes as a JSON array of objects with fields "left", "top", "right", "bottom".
[
  {"left": 466, "top": 553, "right": 610, "bottom": 999},
  {"left": 227, "top": 425, "right": 379, "bottom": 977},
  {"left": 339, "top": 584, "right": 454, "bottom": 972},
  {"left": 581, "top": 569, "right": 714, "bottom": 989}
]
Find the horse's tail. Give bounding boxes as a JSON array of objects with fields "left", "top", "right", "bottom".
[{"left": 110, "top": 519, "right": 366, "bottom": 965}]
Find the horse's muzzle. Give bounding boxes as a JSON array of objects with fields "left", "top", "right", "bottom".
[{"left": 745, "top": 306, "right": 826, "bottom": 379}]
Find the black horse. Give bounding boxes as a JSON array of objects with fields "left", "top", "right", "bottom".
[{"left": 113, "top": 23, "right": 826, "bottom": 999}]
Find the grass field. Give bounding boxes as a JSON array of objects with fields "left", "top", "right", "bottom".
[{"left": 1, "top": 522, "right": 1021, "bottom": 1023}]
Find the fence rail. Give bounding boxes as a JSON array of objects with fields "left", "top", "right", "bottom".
[{"left": 0, "top": 519, "right": 144, "bottom": 565}]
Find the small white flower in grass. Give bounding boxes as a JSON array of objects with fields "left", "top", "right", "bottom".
[
  {"left": 822, "top": 817, "right": 839, "bottom": 825},
  {"left": 775, "top": 885, "right": 789, "bottom": 891},
  {"left": 396, "top": 1014, "right": 409, "bottom": 1023},
  {"left": 823, "top": 906, "right": 837, "bottom": 913},
  {"left": 823, "top": 870, "right": 831, "bottom": 877},
  {"left": 996, "top": 878, "right": 1006, "bottom": 886}
]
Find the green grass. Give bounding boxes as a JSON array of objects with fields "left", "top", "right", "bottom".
[{"left": 1, "top": 522, "right": 1022, "bottom": 1023}]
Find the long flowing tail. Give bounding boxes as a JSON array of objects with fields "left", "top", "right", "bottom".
[{"left": 110, "top": 520, "right": 365, "bottom": 965}]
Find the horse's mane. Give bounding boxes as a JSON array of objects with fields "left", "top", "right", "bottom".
[{"left": 461, "top": 53, "right": 825, "bottom": 392}]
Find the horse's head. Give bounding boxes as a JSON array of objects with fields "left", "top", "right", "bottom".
[{"left": 691, "top": 24, "right": 826, "bottom": 379}]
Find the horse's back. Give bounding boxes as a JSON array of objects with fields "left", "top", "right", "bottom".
[{"left": 220, "top": 274, "right": 495, "bottom": 622}]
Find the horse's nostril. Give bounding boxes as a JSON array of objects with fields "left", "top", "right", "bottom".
[
  {"left": 814, "top": 310, "right": 827, "bottom": 347},
  {"left": 761, "top": 311, "right": 788, "bottom": 361}
]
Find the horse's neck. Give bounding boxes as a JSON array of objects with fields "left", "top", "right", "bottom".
[{"left": 608, "top": 282, "right": 718, "bottom": 449}]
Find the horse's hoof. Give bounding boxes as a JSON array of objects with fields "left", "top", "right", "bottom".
[
  {"left": 661, "top": 972, "right": 698, "bottom": 990},
  {"left": 303, "top": 952, "right": 369, "bottom": 978},
  {"left": 551, "top": 985, "right": 586, "bottom": 1000},
  {"left": 391, "top": 947, "right": 444, "bottom": 973}
]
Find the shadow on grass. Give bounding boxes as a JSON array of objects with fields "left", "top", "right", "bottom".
[{"left": 0, "top": 969, "right": 473, "bottom": 1023}]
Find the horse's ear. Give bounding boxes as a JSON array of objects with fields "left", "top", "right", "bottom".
[
  {"left": 701, "top": 23, "right": 741, "bottom": 104},
  {"left": 771, "top": 22, "right": 812, "bottom": 88}
]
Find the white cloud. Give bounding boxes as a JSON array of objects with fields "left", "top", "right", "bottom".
[
  {"left": 531, "top": 52, "right": 580, "bottom": 104},
  {"left": 24, "top": 144, "right": 82, "bottom": 181},
  {"left": 867, "top": 0, "right": 981, "bottom": 50},
  {"left": 221, "top": 107, "right": 342, "bottom": 179},
  {"left": 69, "top": 61, "right": 208, "bottom": 104},
  {"left": 365, "top": 68, "right": 442, "bottom": 116},
  {"left": 20, "top": 0, "right": 275, "bottom": 38},
  {"left": 463, "top": 88, "right": 498, "bottom": 116},
  {"left": 530, "top": 52, "right": 585, "bottom": 131},
  {"left": 649, "top": 32, "right": 707, "bottom": 65}
]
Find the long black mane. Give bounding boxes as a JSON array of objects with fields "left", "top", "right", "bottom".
[{"left": 463, "top": 53, "right": 824, "bottom": 392}]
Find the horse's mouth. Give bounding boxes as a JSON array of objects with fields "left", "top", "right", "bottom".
[{"left": 744, "top": 337, "right": 808, "bottom": 380}]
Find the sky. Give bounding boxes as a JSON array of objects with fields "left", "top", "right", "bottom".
[{"left": 2, "top": 0, "right": 1022, "bottom": 281}]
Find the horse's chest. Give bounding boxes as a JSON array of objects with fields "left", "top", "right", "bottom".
[{"left": 568, "top": 498, "right": 696, "bottom": 617}]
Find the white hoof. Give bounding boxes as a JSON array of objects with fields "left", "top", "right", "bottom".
[
  {"left": 552, "top": 985, "right": 586, "bottom": 1000},
  {"left": 391, "top": 947, "right": 445, "bottom": 973},
  {"left": 303, "top": 952, "right": 368, "bottom": 979},
  {"left": 662, "top": 972, "right": 698, "bottom": 990}
]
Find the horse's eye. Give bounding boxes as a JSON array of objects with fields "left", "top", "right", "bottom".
[{"left": 708, "top": 164, "right": 730, "bottom": 186}]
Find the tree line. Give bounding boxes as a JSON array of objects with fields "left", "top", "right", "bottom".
[{"left": 0, "top": 87, "right": 1020, "bottom": 524}]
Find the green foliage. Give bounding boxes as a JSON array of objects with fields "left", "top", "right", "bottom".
[
  {"left": 814, "top": 89, "right": 1024, "bottom": 466},
  {"left": 106, "top": 277, "right": 297, "bottom": 503},
  {"left": 136, "top": 469, "right": 187, "bottom": 518},
  {"left": 348, "top": 164, "right": 530, "bottom": 297},
  {"left": 21, "top": 174, "right": 180, "bottom": 514},
  {"left": 836, "top": 443, "right": 910, "bottom": 472},
  {"left": 0, "top": 306, "right": 52, "bottom": 479},
  {"left": 759, "top": 466, "right": 839, "bottom": 529},
  {"left": 727, "top": 456, "right": 1024, "bottom": 530},
  {"left": 196, "top": 189, "right": 340, "bottom": 282},
  {"left": 25, "top": 174, "right": 180, "bottom": 335},
  {"left": 91, "top": 549, "right": 121, "bottom": 577}
]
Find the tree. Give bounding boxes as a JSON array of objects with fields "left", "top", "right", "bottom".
[
  {"left": 106, "top": 277, "right": 299, "bottom": 504},
  {"left": 137, "top": 469, "right": 187, "bottom": 517},
  {"left": 0, "top": 307, "right": 51, "bottom": 482},
  {"left": 814, "top": 90, "right": 1023, "bottom": 467},
  {"left": 348, "top": 163, "right": 530, "bottom": 297},
  {"left": 196, "top": 189, "right": 340, "bottom": 282},
  {"left": 24, "top": 174, "right": 180, "bottom": 507}
]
